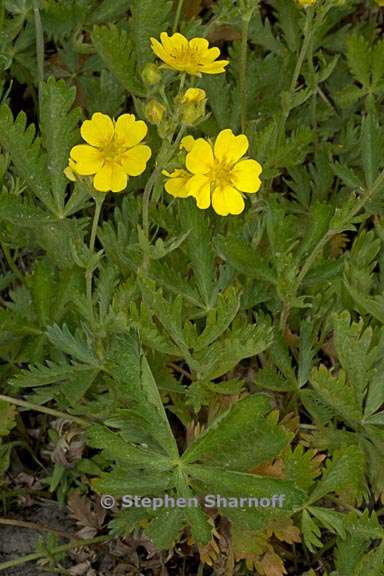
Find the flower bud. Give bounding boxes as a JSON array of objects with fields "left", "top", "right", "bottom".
[
  {"left": 144, "top": 99, "right": 166, "bottom": 125},
  {"left": 297, "top": 0, "right": 317, "bottom": 6},
  {"left": 142, "top": 63, "right": 162, "bottom": 86},
  {"left": 179, "top": 88, "right": 207, "bottom": 126}
]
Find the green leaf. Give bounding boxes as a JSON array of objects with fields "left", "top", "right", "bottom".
[
  {"left": 187, "top": 465, "right": 306, "bottom": 523},
  {"left": 193, "top": 287, "right": 240, "bottom": 351},
  {"left": 332, "top": 311, "right": 374, "bottom": 409},
  {"left": 10, "top": 360, "right": 97, "bottom": 388},
  {"left": 87, "top": 424, "right": 173, "bottom": 471},
  {"left": 307, "top": 506, "right": 346, "bottom": 539},
  {"left": 346, "top": 34, "right": 371, "bottom": 88},
  {"left": 193, "top": 322, "right": 273, "bottom": 380},
  {"left": 215, "top": 235, "right": 276, "bottom": 284},
  {"left": 91, "top": 25, "right": 144, "bottom": 96},
  {"left": 0, "top": 400, "right": 16, "bottom": 436},
  {"left": 178, "top": 198, "right": 216, "bottom": 308},
  {"left": 145, "top": 508, "right": 185, "bottom": 549},
  {"left": 93, "top": 466, "right": 175, "bottom": 496},
  {"left": 308, "top": 446, "right": 366, "bottom": 504},
  {"left": 129, "top": 0, "right": 172, "bottom": 69},
  {"left": 46, "top": 324, "right": 99, "bottom": 366},
  {"left": 309, "top": 365, "right": 362, "bottom": 425},
  {"left": 0, "top": 105, "right": 52, "bottom": 211},
  {"left": 40, "top": 77, "right": 80, "bottom": 215},
  {"left": 106, "top": 332, "right": 179, "bottom": 458},
  {"left": 301, "top": 509, "right": 322, "bottom": 552},
  {"left": 361, "top": 113, "right": 382, "bottom": 188},
  {"left": 182, "top": 394, "right": 290, "bottom": 470}
]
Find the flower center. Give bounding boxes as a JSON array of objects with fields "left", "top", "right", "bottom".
[
  {"left": 101, "top": 139, "right": 124, "bottom": 163},
  {"left": 209, "top": 160, "right": 233, "bottom": 189}
]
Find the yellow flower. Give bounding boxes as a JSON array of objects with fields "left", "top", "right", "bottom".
[
  {"left": 67, "top": 112, "right": 152, "bottom": 193},
  {"left": 180, "top": 129, "right": 262, "bottom": 216},
  {"left": 150, "top": 32, "right": 229, "bottom": 76},
  {"left": 163, "top": 168, "right": 193, "bottom": 198}
]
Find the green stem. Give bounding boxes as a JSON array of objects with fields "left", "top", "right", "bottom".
[
  {"left": 89, "top": 193, "right": 104, "bottom": 253},
  {"left": 0, "top": 535, "right": 111, "bottom": 572},
  {"left": 32, "top": 0, "right": 44, "bottom": 112},
  {"left": 142, "top": 167, "right": 161, "bottom": 244},
  {"left": 0, "top": 518, "right": 74, "bottom": 540},
  {"left": 0, "top": 394, "right": 89, "bottom": 427},
  {"left": 142, "top": 124, "right": 186, "bottom": 246},
  {"left": 86, "top": 193, "right": 105, "bottom": 322},
  {"left": 279, "top": 6, "right": 314, "bottom": 142},
  {"left": 0, "top": 240, "right": 23, "bottom": 282},
  {"left": 173, "top": 0, "right": 185, "bottom": 33}
]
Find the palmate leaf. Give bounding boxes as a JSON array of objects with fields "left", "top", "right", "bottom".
[
  {"left": 192, "top": 322, "right": 273, "bottom": 380},
  {"left": 129, "top": 0, "right": 172, "bottom": 69},
  {"left": 86, "top": 424, "right": 172, "bottom": 471},
  {"left": 335, "top": 511, "right": 384, "bottom": 576},
  {"left": 332, "top": 311, "right": 376, "bottom": 409},
  {"left": 144, "top": 508, "right": 185, "bottom": 550},
  {"left": 308, "top": 365, "right": 362, "bottom": 425},
  {"left": 40, "top": 77, "right": 80, "bottom": 215},
  {"left": 46, "top": 324, "right": 99, "bottom": 366},
  {"left": 178, "top": 198, "right": 216, "bottom": 308},
  {"left": 0, "top": 105, "right": 52, "bottom": 210},
  {"left": 346, "top": 34, "right": 371, "bottom": 88},
  {"left": 193, "top": 287, "right": 240, "bottom": 352},
  {"left": 308, "top": 445, "right": 367, "bottom": 505},
  {"left": 187, "top": 465, "right": 305, "bottom": 532},
  {"left": 91, "top": 25, "right": 144, "bottom": 96},
  {"left": 182, "top": 394, "right": 291, "bottom": 470},
  {"left": 10, "top": 360, "right": 98, "bottom": 388},
  {"left": 105, "top": 331, "right": 179, "bottom": 458}
]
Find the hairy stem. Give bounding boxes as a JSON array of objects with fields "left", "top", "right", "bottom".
[
  {"left": 278, "top": 6, "right": 314, "bottom": 142},
  {"left": 32, "top": 0, "right": 45, "bottom": 112},
  {"left": 0, "top": 535, "right": 111, "bottom": 572},
  {"left": 173, "top": 0, "right": 185, "bottom": 33},
  {"left": 0, "top": 518, "right": 75, "bottom": 540},
  {"left": 86, "top": 193, "right": 105, "bottom": 324},
  {"left": 0, "top": 394, "right": 89, "bottom": 427}
]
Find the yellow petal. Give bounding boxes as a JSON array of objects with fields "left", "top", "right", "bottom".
[
  {"left": 180, "top": 135, "right": 196, "bottom": 152},
  {"left": 115, "top": 114, "right": 148, "bottom": 148},
  {"left": 120, "top": 144, "right": 152, "bottom": 176},
  {"left": 189, "top": 37, "right": 209, "bottom": 52},
  {"left": 70, "top": 145, "right": 103, "bottom": 175},
  {"left": 212, "top": 185, "right": 244, "bottom": 216},
  {"left": 231, "top": 159, "right": 262, "bottom": 193},
  {"left": 188, "top": 174, "right": 211, "bottom": 209},
  {"left": 201, "top": 46, "right": 221, "bottom": 63},
  {"left": 164, "top": 169, "right": 192, "bottom": 198},
  {"left": 150, "top": 37, "right": 171, "bottom": 63},
  {"left": 64, "top": 158, "right": 77, "bottom": 181},
  {"left": 201, "top": 60, "right": 229, "bottom": 74},
  {"left": 186, "top": 139, "right": 214, "bottom": 174},
  {"left": 163, "top": 32, "right": 188, "bottom": 52},
  {"left": 93, "top": 162, "right": 128, "bottom": 193},
  {"left": 214, "top": 129, "right": 248, "bottom": 163},
  {"left": 80, "top": 112, "right": 114, "bottom": 147}
]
